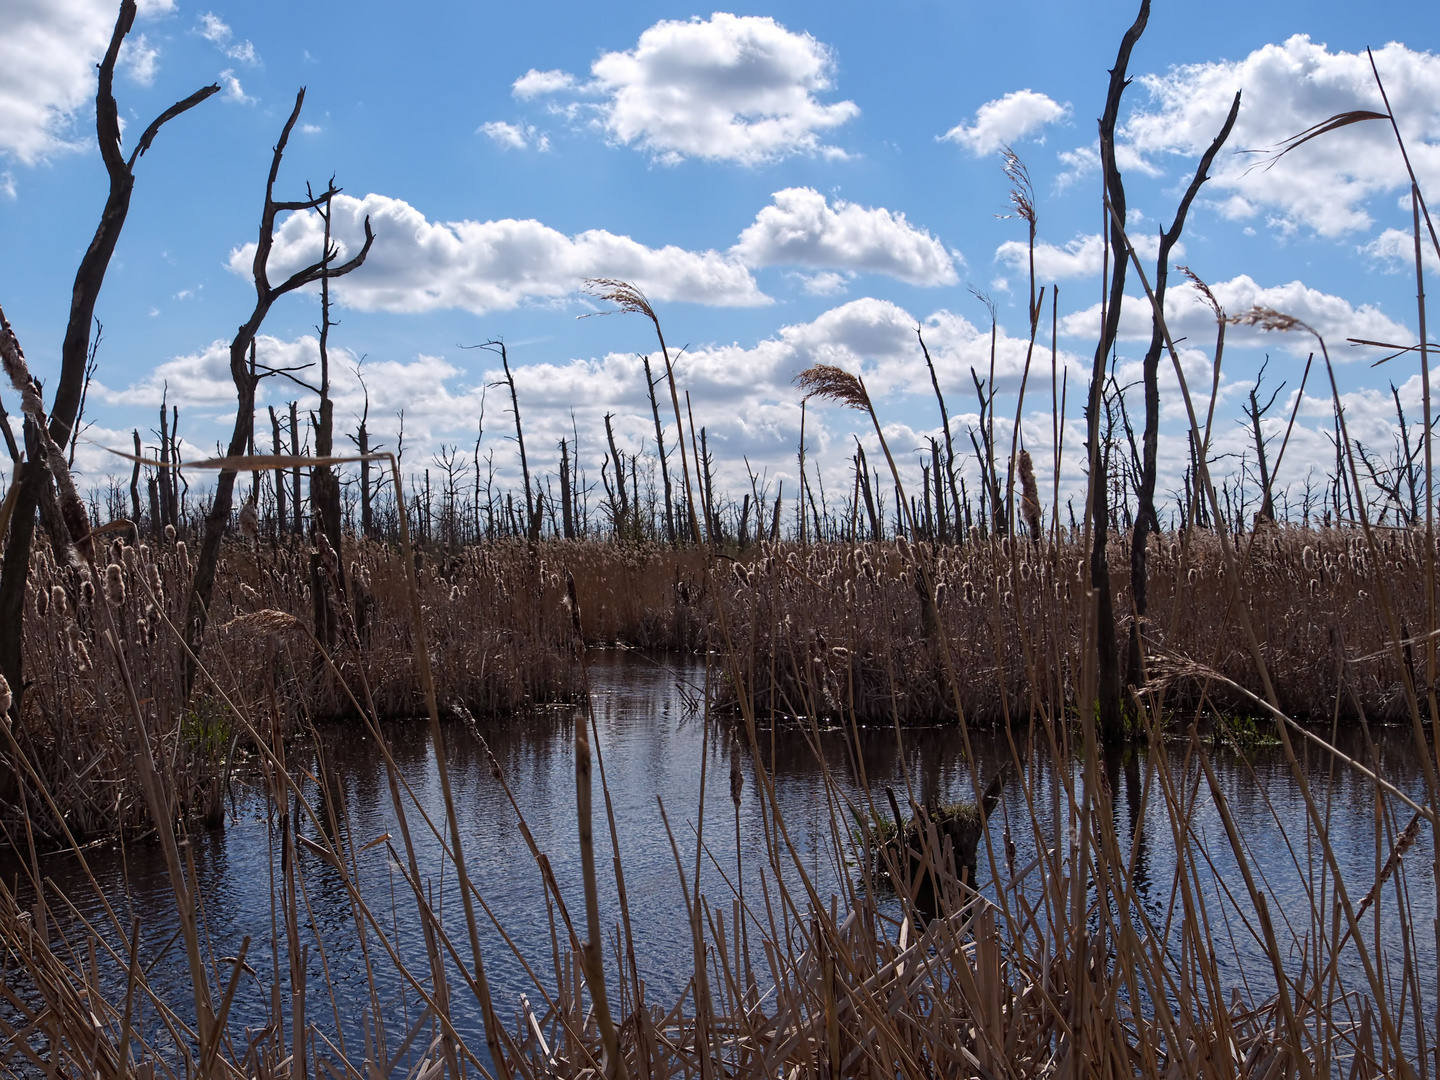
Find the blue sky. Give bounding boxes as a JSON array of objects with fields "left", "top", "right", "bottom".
[{"left": 2, "top": 0, "right": 1437, "bottom": 520}]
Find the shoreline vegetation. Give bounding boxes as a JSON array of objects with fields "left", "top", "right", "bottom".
[
  {"left": 3, "top": 0, "right": 1439, "bottom": 1076},
  {"left": 5, "top": 528, "right": 1437, "bottom": 846}
]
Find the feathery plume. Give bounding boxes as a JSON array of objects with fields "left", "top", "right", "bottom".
[
  {"left": 795, "top": 364, "right": 870, "bottom": 411},
  {"left": 1018, "top": 449, "right": 1042, "bottom": 540}
]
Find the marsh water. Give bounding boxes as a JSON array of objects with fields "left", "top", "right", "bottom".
[{"left": 5, "top": 652, "right": 1437, "bottom": 1068}]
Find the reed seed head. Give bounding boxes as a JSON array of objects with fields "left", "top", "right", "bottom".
[
  {"left": 239, "top": 498, "right": 259, "bottom": 540},
  {"left": 1227, "top": 305, "right": 1306, "bottom": 335},
  {"left": 104, "top": 564, "right": 125, "bottom": 607},
  {"left": 795, "top": 364, "right": 870, "bottom": 411}
]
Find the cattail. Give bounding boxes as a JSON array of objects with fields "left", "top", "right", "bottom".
[
  {"left": 1018, "top": 449, "right": 1042, "bottom": 539},
  {"left": 164, "top": 524, "right": 176, "bottom": 542},
  {"left": 80, "top": 577, "right": 95, "bottom": 606},
  {"left": 50, "top": 585, "right": 68, "bottom": 618},
  {"left": 35, "top": 588, "right": 48, "bottom": 617},
  {"left": 0, "top": 672, "right": 11, "bottom": 721},
  {"left": 68, "top": 626, "right": 91, "bottom": 671},
  {"left": 1357, "top": 813, "right": 1423, "bottom": 919},
  {"left": 729, "top": 742, "right": 743, "bottom": 809},
  {"left": 104, "top": 564, "right": 125, "bottom": 606}
]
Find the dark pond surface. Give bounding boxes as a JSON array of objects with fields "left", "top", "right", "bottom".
[{"left": 4, "top": 651, "right": 1437, "bottom": 1072}]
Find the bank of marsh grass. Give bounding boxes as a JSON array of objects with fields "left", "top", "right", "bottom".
[{"left": 6, "top": 525, "right": 1436, "bottom": 845}]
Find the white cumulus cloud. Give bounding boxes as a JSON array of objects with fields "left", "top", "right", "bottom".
[
  {"left": 1, "top": 0, "right": 120, "bottom": 162},
  {"left": 1119, "top": 36, "right": 1440, "bottom": 236},
  {"left": 512, "top": 69, "right": 576, "bottom": 99},
  {"left": 732, "top": 187, "right": 957, "bottom": 285},
  {"left": 1059, "top": 273, "right": 1413, "bottom": 356},
  {"left": 0, "top": 0, "right": 176, "bottom": 163},
  {"left": 789, "top": 270, "right": 850, "bottom": 296},
  {"left": 229, "top": 192, "right": 769, "bottom": 313},
  {"left": 940, "top": 90, "right": 1069, "bottom": 157},
  {"left": 519, "top": 13, "right": 859, "bottom": 165}
]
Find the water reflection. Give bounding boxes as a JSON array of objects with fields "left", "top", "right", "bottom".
[{"left": 3, "top": 652, "right": 1435, "bottom": 1072}]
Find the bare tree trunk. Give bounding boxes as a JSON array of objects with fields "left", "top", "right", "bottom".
[
  {"left": 310, "top": 192, "right": 345, "bottom": 601},
  {"left": 184, "top": 90, "right": 372, "bottom": 688},
  {"left": 857, "top": 444, "right": 880, "bottom": 541},
  {"left": 357, "top": 417, "right": 372, "bottom": 540},
  {"left": 1087, "top": 0, "right": 1149, "bottom": 745},
  {"left": 289, "top": 401, "right": 302, "bottom": 536},
  {"left": 643, "top": 356, "right": 676, "bottom": 545},
  {"left": 1127, "top": 90, "right": 1240, "bottom": 693},
  {"left": 0, "top": 1, "right": 216, "bottom": 708},
  {"left": 269, "top": 406, "right": 287, "bottom": 537},
  {"left": 918, "top": 330, "right": 962, "bottom": 534},
  {"left": 157, "top": 394, "right": 174, "bottom": 529},
  {"left": 603, "top": 413, "right": 629, "bottom": 537},
  {"left": 130, "top": 429, "right": 142, "bottom": 524},
  {"left": 701, "top": 427, "right": 717, "bottom": 544},
  {"left": 559, "top": 439, "right": 576, "bottom": 539}
]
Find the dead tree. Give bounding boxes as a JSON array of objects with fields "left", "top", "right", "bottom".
[
  {"left": 185, "top": 89, "right": 373, "bottom": 683},
  {"left": 1243, "top": 356, "right": 1285, "bottom": 527},
  {"left": 643, "top": 355, "right": 677, "bottom": 545},
  {"left": 603, "top": 413, "right": 630, "bottom": 536},
  {"left": 343, "top": 371, "right": 376, "bottom": 540},
  {"left": 308, "top": 188, "right": 346, "bottom": 592},
  {"left": 269, "top": 405, "right": 287, "bottom": 535},
  {"left": 289, "top": 401, "right": 303, "bottom": 535},
  {"left": 472, "top": 341, "right": 538, "bottom": 542},
  {"left": 918, "top": 329, "right": 962, "bottom": 538},
  {"left": 558, "top": 439, "right": 576, "bottom": 539},
  {"left": 0, "top": 0, "right": 217, "bottom": 709},
  {"left": 1127, "top": 89, "right": 1241, "bottom": 692},
  {"left": 129, "top": 429, "right": 142, "bottom": 523},
  {"left": 1086, "top": 0, "right": 1149, "bottom": 744}
]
